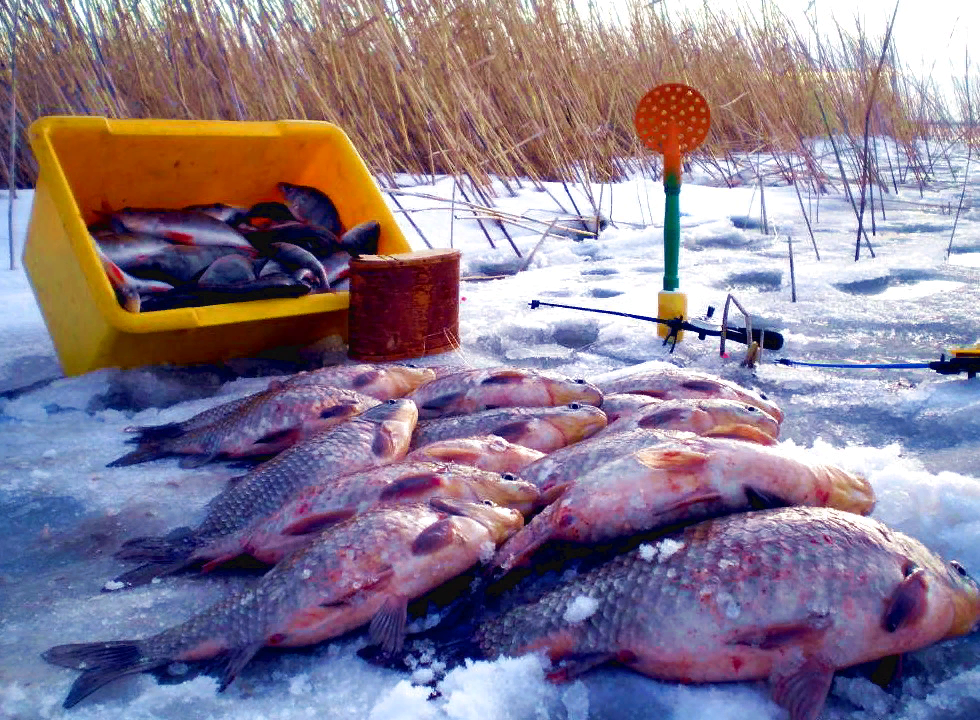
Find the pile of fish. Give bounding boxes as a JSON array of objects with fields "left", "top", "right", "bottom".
[
  {"left": 42, "top": 362, "right": 980, "bottom": 720},
  {"left": 91, "top": 181, "right": 382, "bottom": 312}
]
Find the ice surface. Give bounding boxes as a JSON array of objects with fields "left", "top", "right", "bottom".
[{"left": 3, "top": 138, "right": 980, "bottom": 718}]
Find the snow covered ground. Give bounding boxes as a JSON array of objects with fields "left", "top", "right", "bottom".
[{"left": 2, "top": 137, "right": 980, "bottom": 719}]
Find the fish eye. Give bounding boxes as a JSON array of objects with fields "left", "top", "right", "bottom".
[
  {"left": 951, "top": 560, "right": 970, "bottom": 577},
  {"left": 482, "top": 499, "right": 497, "bottom": 506},
  {"left": 501, "top": 472, "right": 517, "bottom": 481},
  {"left": 568, "top": 402, "right": 582, "bottom": 410},
  {"left": 759, "top": 392, "right": 769, "bottom": 400},
  {"left": 574, "top": 378, "right": 586, "bottom": 384},
  {"left": 744, "top": 405, "right": 758, "bottom": 412},
  {"left": 386, "top": 398, "right": 397, "bottom": 404}
]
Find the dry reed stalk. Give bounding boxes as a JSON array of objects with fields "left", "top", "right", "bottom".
[{"left": 0, "top": 0, "right": 965, "bottom": 220}]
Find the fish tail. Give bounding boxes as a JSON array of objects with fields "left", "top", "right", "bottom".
[
  {"left": 107, "top": 558, "right": 195, "bottom": 589},
  {"left": 106, "top": 442, "right": 171, "bottom": 468},
  {"left": 110, "top": 530, "right": 200, "bottom": 587},
  {"left": 42, "top": 640, "right": 166, "bottom": 709},
  {"left": 123, "top": 422, "right": 186, "bottom": 442}
]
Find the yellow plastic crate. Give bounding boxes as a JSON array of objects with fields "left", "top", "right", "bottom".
[{"left": 23, "top": 116, "right": 412, "bottom": 377}]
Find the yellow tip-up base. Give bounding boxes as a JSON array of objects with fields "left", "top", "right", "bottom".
[
  {"left": 657, "top": 290, "right": 688, "bottom": 342},
  {"left": 950, "top": 343, "right": 980, "bottom": 358}
]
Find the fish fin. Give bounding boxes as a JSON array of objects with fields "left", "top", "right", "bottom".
[
  {"left": 251, "top": 427, "right": 302, "bottom": 449},
  {"left": 106, "top": 443, "right": 170, "bottom": 467},
  {"left": 769, "top": 656, "right": 835, "bottom": 720},
  {"left": 419, "top": 392, "right": 465, "bottom": 414},
  {"left": 214, "top": 641, "right": 265, "bottom": 693},
  {"left": 730, "top": 614, "right": 832, "bottom": 650},
  {"left": 678, "top": 379, "right": 723, "bottom": 394},
  {"left": 280, "top": 509, "right": 357, "bottom": 536},
  {"left": 114, "top": 533, "right": 194, "bottom": 563},
  {"left": 199, "top": 552, "right": 243, "bottom": 574},
  {"left": 319, "top": 403, "right": 361, "bottom": 420},
  {"left": 480, "top": 371, "right": 528, "bottom": 385},
  {"left": 636, "top": 406, "right": 692, "bottom": 429},
  {"left": 744, "top": 486, "right": 794, "bottom": 511},
  {"left": 372, "top": 423, "right": 399, "bottom": 458},
  {"left": 163, "top": 231, "right": 195, "bottom": 245},
  {"left": 178, "top": 453, "right": 217, "bottom": 469},
  {"left": 546, "top": 651, "right": 617, "bottom": 683},
  {"left": 411, "top": 518, "right": 464, "bottom": 555},
  {"left": 351, "top": 370, "right": 382, "bottom": 390},
  {"left": 42, "top": 640, "right": 143, "bottom": 671},
  {"left": 378, "top": 472, "right": 445, "bottom": 501},
  {"left": 42, "top": 641, "right": 163, "bottom": 709},
  {"left": 123, "top": 422, "right": 185, "bottom": 439},
  {"left": 489, "top": 421, "right": 532, "bottom": 444},
  {"left": 107, "top": 559, "right": 193, "bottom": 589},
  {"left": 540, "top": 482, "right": 572, "bottom": 506},
  {"left": 368, "top": 593, "right": 409, "bottom": 654},
  {"left": 633, "top": 446, "right": 711, "bottom": 471},
  {"left": 884, "top": 567, "right": 928, "bottom": 632}
]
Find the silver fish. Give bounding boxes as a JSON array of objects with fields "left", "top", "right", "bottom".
[
  {"left": 492, "top": 433, "right": 876, "bottom": 573},
  {"left": 112, "top": 208, "right": 257, "bottom": 253},
  {"left": 277, "top": 181, "right": 344, "bottom": 236},
  {"left": 194, "top": 459, "right": 540, "bottom": 570},
  {"left": 410, "top": 403, "right": 608, "bottom": 454},
  {"left": 406, "top": 366, "right": 604, "bottom": 420},
  {"left": 110, "top": 398, "right": 419, "bottom": 588},
  {"left": 45, "top": 498, "right": 523, "bottom": 709},
  {"left": 107, "top": 386, "right": 382, "bottom": 468},
  {"left": 595, "top": 364, "right": 783, "bottom": 423}
]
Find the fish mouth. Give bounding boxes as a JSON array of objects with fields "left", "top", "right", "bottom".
[
  {"left": 390, "top": 367, "right": 438, "bottom": 394},
  {"left": 551, "top": 383, "right": 604, "bottom": 408},
  {"left": 947, "top": 586, "right": 980, "bottom": 638},
  {"left": 824, "top": 467, "right": 876, "bottom": 515},
  {"left": 428, "top": 497, "right": 524, "bottom": 543},
  {"left": 549, "top": 407, "right": 608, "bottom": 444},
  {"left": 701, "top": 423, "right": 778, "bottom": 445},
  {"left": 482, "top": 478, "right": 541, "bottom": 516},
  {"left": 749, "top": 397, "right": 784, "bottom": 424}
]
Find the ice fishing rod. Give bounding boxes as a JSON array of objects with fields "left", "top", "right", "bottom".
[
  {"left": 528, "top": 299, "right": 784, "bottom": 352},
  {"left": 776, "top": 350, "right": 980, "bottom": 378}
]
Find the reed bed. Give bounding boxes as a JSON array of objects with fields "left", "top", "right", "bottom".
[{"left": 1, "top": 0, "right": 975, "bottom": 202}]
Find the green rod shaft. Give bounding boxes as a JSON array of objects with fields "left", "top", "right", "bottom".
[{"left": 663, "top": 170, "right": 681, "bottom": 291}]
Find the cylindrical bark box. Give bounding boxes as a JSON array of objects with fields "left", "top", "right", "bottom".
[{"left": 347, "top": 249, "right": 462, "bottom": 362}]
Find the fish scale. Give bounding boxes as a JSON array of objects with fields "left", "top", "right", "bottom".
[
  {"left": 477, "top": 507, "right": 980, "bottom": 720},
  {"left": 110, "top": 399, "right": 419, "bottom": 588},
  {"left": 196, "top": 398, "right": 419, "bottom": 539},
  {"left": 45, "top": 499, "right": 524, "bottom": 709},
  {"left": 410, "top": 403, "right": 608, "bottom": 454}
]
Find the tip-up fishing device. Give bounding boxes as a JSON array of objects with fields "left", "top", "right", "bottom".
[
  {"left": 634, "top": 83, "right": 711, "bottom": 344},
  {"left": 528, "top": 299, "right": 784, "bottom": 355},
  {"left": 777, "top": 343, "right": 980, "bottom": 378}
]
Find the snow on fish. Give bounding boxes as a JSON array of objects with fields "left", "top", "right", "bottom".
[
  {"left": 492, "top": 432, "right": 875, "bottom": 573},
  {"left": 475, "top": 507, "right": 980, "bottom": 720}
]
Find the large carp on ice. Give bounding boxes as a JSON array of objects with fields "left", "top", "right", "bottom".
[{"left": 476, "top": 506, "right": 980, "bottom": 720}]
